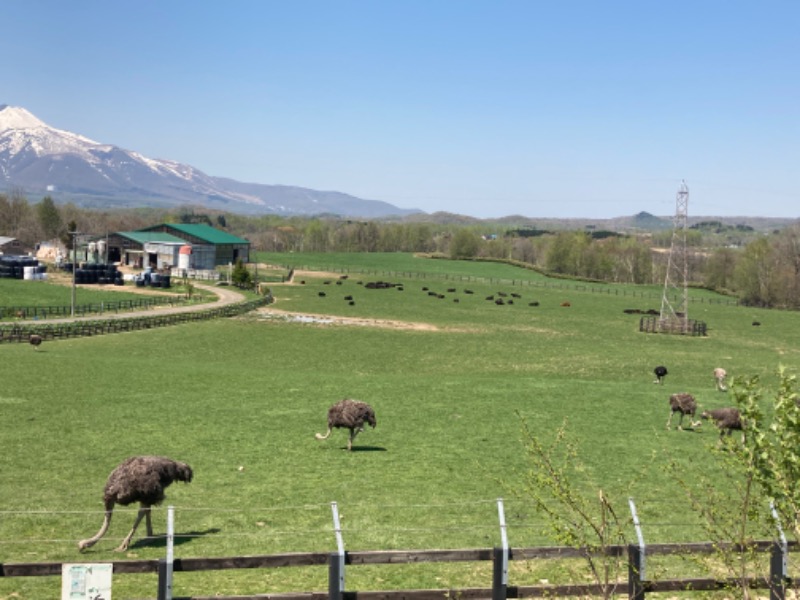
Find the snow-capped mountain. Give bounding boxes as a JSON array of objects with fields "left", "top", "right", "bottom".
[{"left": 0, "top": 105, "right": 420, "bottom": 218}]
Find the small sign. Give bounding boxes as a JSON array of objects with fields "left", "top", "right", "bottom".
[{"left": 61, "top": 563, "right": 112, "bottom": 600}]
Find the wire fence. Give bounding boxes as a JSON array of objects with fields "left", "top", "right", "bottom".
[
  {"left": 279, "top": 264, "right": 741, "bottom": 307},
  {"left": 0, "top": 496, "right": 785, "bottom": 550},
  {"left": 0, "top": 499, "right": 796, "bottom": 600}
]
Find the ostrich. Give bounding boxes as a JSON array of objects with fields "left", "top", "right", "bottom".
[
  {"left": 315, "top": 398, "right": 376, "bottom": 451},
  {"left": 653, "top": 365, "right": 668, "bottom": 385},
  {"left": 78, "top": 456, "right": 193, "bottom": 552},
  {"left": 701, "top": 407, "right": 745, "bottom": 442},
  {"left": 713, "top": 367, "right": 728, "bottom": 391},
  {"left": 667, "top": 392, "right": 700, "bottom": 430},
  {"left": 29, "top": 334, "right": 43, "bottom": 350}
]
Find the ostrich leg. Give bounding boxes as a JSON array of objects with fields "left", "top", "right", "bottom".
[
  {"left": 78, "top": 503, "right": 114, "bottom": 551},
  {"left": 116, "top": 505, "right": 151, "bottom": 552},
  {"left": 145, "top": 506, "right": 154, "bottom": 537},
  {"left": 348, "top": 427, "right": 362, "bottom": 451}
]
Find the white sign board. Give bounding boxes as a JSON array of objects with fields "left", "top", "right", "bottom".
[{"left": 61, "top": 563, "right": 112, "bottom": 600}]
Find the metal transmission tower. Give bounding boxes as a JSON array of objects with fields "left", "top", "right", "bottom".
[{"left": 659, "top": 181, "right": 690, "bottom": 332}]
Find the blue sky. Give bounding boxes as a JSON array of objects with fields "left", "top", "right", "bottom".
[{"left": 3, "top": 1, "right": 798, "bottom": 218}]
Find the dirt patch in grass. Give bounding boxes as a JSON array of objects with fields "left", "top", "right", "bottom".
[
  {"left": 261, "top": 268, "right": 438, "bottom": 330},
  {"left": 276, "top": 269, "right": 349, "bottom": 284},
  {"left": 255, "top": 307, "right": 439, "bottom": 331}
]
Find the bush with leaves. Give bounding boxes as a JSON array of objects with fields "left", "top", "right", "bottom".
[
  {"left": 231, "top": 258, "right": 252, "bottom": 288},
  {"left": 735, "top": 366, "right": 800, "bottom": 538},
  {"left": 667, "top": 366, "right": 799, "bottom": 599},
  {"left": 514, "top": 415, "right": 629, "bottom": 599}
]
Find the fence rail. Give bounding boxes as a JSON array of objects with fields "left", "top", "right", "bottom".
[
  {"left": 0, "top": 294, "right": 187, "bottom": 321},
  {"left": 0, "top": 540, "right": 795, "bottom": 600},
  {"left": 170, "top": 268, "right": 221, "bottom": 281},
  {"left": 638, "top": 315, "right": 708, "bottom": 337},
  {"left": 0, "top": 296, "right": 273, "bottom": 343}
]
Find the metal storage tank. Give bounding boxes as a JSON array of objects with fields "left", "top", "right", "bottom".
[{"left": 178, "top": 245, "right": 192, "bottom": 270}]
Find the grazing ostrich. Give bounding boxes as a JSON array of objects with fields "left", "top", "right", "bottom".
[
  {"left": 29, "top": 334, "right": 43, "bottom": 350},
  {"left": 315, "top": 398, "right": 376, "bottom": 451},
  {"left": 78, "top": 456, "right": 193, "bottom": 552},
  {"left": 653, "top": 365, "right": 668, "bottom": 385},
  {"left": 713, "top": 367, "right": 728, "bottom": 391},
  {"left": 667, "top": 393, "right": 700, "bottom": 430},
  {"left": 701, "top": 407, "right": 745, "bottom": 442}
]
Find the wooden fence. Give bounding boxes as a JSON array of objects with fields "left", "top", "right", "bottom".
[
  {"left": 0, "top": 295, "right": 186, "bottom": 321},
  {"left": 0, "top": 296, "right": 273, "bottom": 343},
  {"left": 638, "top": 315, "right": 708, "bottom": 336},
  {"left": 0, "top": 540, "right": 795, "bottom": 600}
]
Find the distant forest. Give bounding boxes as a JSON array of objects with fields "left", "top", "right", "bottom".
[{"left": 2, "top": 191, "right": 799, "bottom": 310}]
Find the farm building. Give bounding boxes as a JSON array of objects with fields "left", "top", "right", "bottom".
[
  {"left": 136, "top": 223, "right": 250, "bottom": 266},
  {"left": 105, "top": 224, "right": 249, "bottom": 270},
  {"left": 104, "top": 231, "right": 196, "bottom": 269},
  {"left": 0, "top": 236, "right": 28, "bottom": 255}
]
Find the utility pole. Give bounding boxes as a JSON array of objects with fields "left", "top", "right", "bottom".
[
  {"left": 252, "top": 241, "right": 259, "bottom": 293},
  {"left": 70, "top": 231, "right": 81, "bottom": 317}
]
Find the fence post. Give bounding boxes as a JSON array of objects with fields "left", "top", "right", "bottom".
[
  {"left": 328, "top": 501, "right": 345, "bottom": 600},
  {"left": 492, "top": 498, "right": 508, "bottom": 600},
  {"left": 628, "top": 544, "right": 645, "bottom": 600},
  {"left": 492, "top": 547, "right": 506, "bottom": 600},
  {"left": 628, "top": 498, "right": 646, "bottom": 581},
  {"left": 627, "top": 498, "right": 646, "bottom": 599},
  {"left": 156, "top": 506, "right": 175, "bottom": 600},
  {"left": 770, "top": 542, "right": 786, "bottom": 600},
  {"left": 769, "top": 501, "right": 787, "bottom": 600}
]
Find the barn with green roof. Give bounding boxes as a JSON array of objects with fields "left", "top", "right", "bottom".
[
  {"left": 106, "top": 224, "right": 250, "bottom": 270},
  {"left": 137, "top": 223, "right": 250, "bottom": 267}
]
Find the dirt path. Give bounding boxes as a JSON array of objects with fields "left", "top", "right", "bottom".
[{"left": 14, "top": 268, "right": 432, "bottom": 332}]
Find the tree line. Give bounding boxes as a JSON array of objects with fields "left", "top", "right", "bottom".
[{"left": 2, "top": 191, "right": 798, "bottom": 309}]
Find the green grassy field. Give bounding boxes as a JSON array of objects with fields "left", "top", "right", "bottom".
[
  {"left": 0, "top": 278, "right": 163, "bottom": 308},
  {"left": 0, "top": 253, "right": 796, "bottom": 598}
]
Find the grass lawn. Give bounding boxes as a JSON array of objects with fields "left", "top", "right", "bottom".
[
  {"left": 0, "top": 277, "right": 166, "bottom": 308},
  {"left": 0, "top": 253, "right": 797, "bottom": 598},
  {"left": 0, "top": 274, "right": 219, "bottom": 323}
]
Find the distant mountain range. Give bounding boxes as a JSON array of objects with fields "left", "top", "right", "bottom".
[
  {"left": 1, "top": 106, "right": 795, "bottom": 231},
  {"left": 0, "top": 105, "right": 421, "bottom": 218}
]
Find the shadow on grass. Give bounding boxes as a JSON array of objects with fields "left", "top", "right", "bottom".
[
  {"left": 345, "top": 445, "right": 387, "bottom": 452},
  {"left": 129, "top": 528, "right": 221, "bottom": 549}
]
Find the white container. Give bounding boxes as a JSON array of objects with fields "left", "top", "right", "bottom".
[
  {"left": 23, "top": 266, "right": 36, "bottom": 280},
  {"left": 178, "top": 245, "right": 192, "bottom": 270}
]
